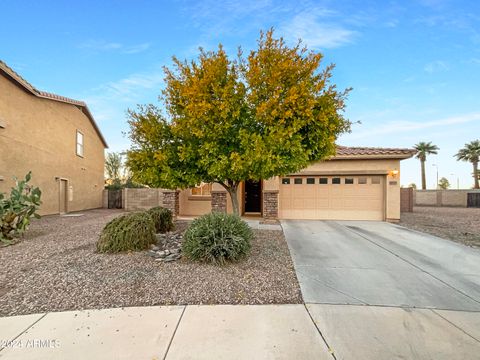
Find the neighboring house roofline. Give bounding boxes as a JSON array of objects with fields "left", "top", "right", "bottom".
[{"left": 0, "top": 60, "right": 108, "bottom": 148}]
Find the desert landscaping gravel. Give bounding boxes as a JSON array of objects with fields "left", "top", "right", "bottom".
[
  {"left": 400, "top": 206, "right": 480, "bottom": 248},
  {"left": 0, "top": 209, "right": 302, "bottom": 316}
]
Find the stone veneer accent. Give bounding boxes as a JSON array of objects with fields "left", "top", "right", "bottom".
[
  {"left": 263, "top": 190, "right": 279, "bottom": 219},
  {"left": 211, "top": 191, "right": 227, "bottom": 213},
  {"left": 162, "top": 190, "right": 179, "bottom": 216}
]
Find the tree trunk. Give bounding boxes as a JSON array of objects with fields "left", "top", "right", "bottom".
[
  {"left": 228, "top": 187, "right": 240, "bottom": 215},
  {"left": 421, "top": 160, "right": 426, "bottom": 190},
  {"left": 474, "top": 162, "right": 479, "bottom": 189},
  {"left": 217, "top": 180, "right": 240, "bottom": 216}
]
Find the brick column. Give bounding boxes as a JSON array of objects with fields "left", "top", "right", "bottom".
[
  {"left": 162, "top": 190, "right": 179, "bottom": 216},
  {"left": 263, "top": 190, "right": 279, "bottom": 219},
  {"left": 211, "top": 191, "right": 227, "bottom": 213}
]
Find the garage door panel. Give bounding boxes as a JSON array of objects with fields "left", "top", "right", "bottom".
[{"left": 279, "top": 176, "right": 384, "bottom": 221}]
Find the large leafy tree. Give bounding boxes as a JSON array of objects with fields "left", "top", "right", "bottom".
[
  {"left": 414, "top": 141, "right": 439, "bottom": 190},
  {"left": 455, "top": 140, "right": 480, "bottom": 189},
  {"left": 105, "top": 152, "right": 123, "bottom": 181},
  {"left": 127, "top": 30, "right": 350, "bottom": 215}
]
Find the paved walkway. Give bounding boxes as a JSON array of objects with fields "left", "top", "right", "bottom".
[{"left": 1, "top": 304, "right": 479, "bottom": 359}]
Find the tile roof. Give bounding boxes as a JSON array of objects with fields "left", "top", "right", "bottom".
[
  {"left": 335, "top": 146, "right": 416, "bottom": 158},
  {"left": 0, "top": 60, "right": 107, "bottom": 148}
]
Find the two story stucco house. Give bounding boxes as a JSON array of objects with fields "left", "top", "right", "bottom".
[
  {"left": 0, "top": 61, "right": 107, "bottom": 215},
  {"left": 178, "top": 147, "right": 415, "bottom": 222}
]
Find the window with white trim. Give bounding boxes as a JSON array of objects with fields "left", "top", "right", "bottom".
[
  {"left": 191, "top": 183, "right": 212, "bottom": 196},
  {"left": 76, "top": 131, "right": 84, "bottom": 157}
]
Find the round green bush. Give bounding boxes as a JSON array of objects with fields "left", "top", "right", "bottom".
[
  {"left": 147, "top": 206, "right": 174, "bottom": 233},
  {"left": 97, "top": 212, "right": 156, "bottom": 253},
  {"left": 182, "top": 212, "right": 253, "bottom": 265}
]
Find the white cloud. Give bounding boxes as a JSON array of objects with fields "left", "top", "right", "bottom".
[
  {"left": 79, "top": 40, "right": 151, "bottom": 54},
  {"left": 345, "top": 112, "right": 480, "bottom": 140},
  {"left": 123, "top": 43, "right": 151, "bottom": 54},
  {"left": 424, "top": 60, "right": 449, "bottom": 73},
  {"left": 280, "top": 9, "right": 357, "bottom": 49}
]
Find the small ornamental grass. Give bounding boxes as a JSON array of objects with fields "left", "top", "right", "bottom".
[
  {"left": 147, "top": 206, "right": 174, "bottom": 233},
  {"left": 97, "top": 212, "right": 156, "bottom": 253},
  {"left": 182, "top": 212, "right": 253, "bottom": 265}
]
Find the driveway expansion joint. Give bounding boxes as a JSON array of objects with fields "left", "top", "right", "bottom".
[
  {"left": 0, "top": 312, "right": 48, "bottom": 352},
  {"left": 304, "top": 304, "right": 337, "bottom": 360},
  {"left": 163, "top": 305, "right": 186, "bottom": 360},
  {"left": 431, "top": 309, "right": 480, "bottom": 343}
]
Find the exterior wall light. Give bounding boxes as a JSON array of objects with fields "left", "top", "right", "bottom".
[{"left": 389, "top": 170, "right": 399, "bottom": 178}]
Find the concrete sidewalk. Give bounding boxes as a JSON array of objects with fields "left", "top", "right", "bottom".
[{"left": 1, "top": 304, "right": 479, "bottom": 359}]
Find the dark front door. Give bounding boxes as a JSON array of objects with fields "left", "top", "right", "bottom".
[{"left": 245, "top": 180, "right": 262, "bottom": 213}]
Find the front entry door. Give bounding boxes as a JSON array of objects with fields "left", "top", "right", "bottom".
[{"left": 244, "top": 180, "right": 262, "bottom": 213}]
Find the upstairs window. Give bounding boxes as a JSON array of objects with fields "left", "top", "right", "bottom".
[{"left": 76, "top": 131, "right": 84, "bottom": 157}]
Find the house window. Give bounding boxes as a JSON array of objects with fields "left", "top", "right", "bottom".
[
  {"left": 306, "top": 178, "right": 315, "bottom": 184},
  {"left": 76, "top": 131, "right": 84, "bottom": 157},
  {"left": 371, "top": 177, "right": 381, "bottom": 185},
  {"left": 358, "top": 177, "right": 367, "bottom": 184},
  {"left": 332, "top": 177, "right": 341, "bottom": 184},
  {"left": 319, "top": 178, "right": 328, "bottom": 184},
  {"left": 282, "top": 178, "right": 290, "bottom": 185},
  {"left": 345, "top": 178, "right": 354, "bottom": 184},
  {"left": 294, "top": 178, "right": 302, "bottom": 185},
  {"left": 191, "top": 183, "right": 212, "bottom": 196}
]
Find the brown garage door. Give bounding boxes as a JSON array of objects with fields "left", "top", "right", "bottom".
[{"left": 279, "top": 176, "right": 385, "bottom": 220}]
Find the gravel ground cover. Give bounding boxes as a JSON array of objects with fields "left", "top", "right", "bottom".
[
  {"left": 400, "top": 206, "right": 480, "bottom": 248},
  {"left": 0, "top": 209, "right": 302, "bottom": 316}
]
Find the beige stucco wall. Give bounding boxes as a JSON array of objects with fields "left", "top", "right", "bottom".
[
  {"left": 414, "top": 191, "right": 438, "bottom": 206},
  {"left": 414, "top": 190, "right": 480, "bottom": 207},
  {"left": 179, "top": 189, "right": 212, "bottom": 216},
  {"left": 0, "top": 75, "right": 105, "bottom": 215},
  {"left": 180, "top": 183, "right": 244, "bottom": 216}
]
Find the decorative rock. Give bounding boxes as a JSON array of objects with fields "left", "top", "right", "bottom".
[
  {"left": 164, "top": 253, "right": 181, "bottom": 262},
  {"left": 147, "top": 251, "right": 160, "bottom": 258},
  {"left": 147, "top": 230, "right": 184, "bottom": 262}
]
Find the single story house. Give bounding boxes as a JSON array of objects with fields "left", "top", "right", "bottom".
[
  {"left": 0, "top": 60, "right": 107, "bottom": 215},
  {"left": 177, "top": 146, "right": 415, "bottom": 222}
]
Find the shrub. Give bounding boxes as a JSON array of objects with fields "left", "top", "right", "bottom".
[
  {"left": 182, "top": 212, "right": 253, "bottom": 265},
  {"left": 0, "top": 172, "right": 42, "bottom": 244},
  {"left": 97, "top": 212, "right": 156, "bottom": 253},
  {"left": 147, "top": 206, "right": 174, "bottom": 233}
]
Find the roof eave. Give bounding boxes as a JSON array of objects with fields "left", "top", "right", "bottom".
[{"left": 330, "top": 153, "right": 416, "bottom": 160}]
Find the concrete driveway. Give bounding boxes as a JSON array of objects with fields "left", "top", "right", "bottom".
[{"left": 282, "top": 220, "right": 480, "bottom": 358}]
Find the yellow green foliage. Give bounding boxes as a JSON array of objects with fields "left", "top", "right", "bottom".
[{"left": 127, "top": 29, "right": 351, "bottom": 214}]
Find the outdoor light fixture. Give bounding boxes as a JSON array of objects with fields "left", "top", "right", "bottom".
[{"left": 389, "top": 170, "right": 399, "bottom": 178}]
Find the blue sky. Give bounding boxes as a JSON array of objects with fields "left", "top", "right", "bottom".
[{"left": 2, "top": 0, "right": 479, "bottom": 188}]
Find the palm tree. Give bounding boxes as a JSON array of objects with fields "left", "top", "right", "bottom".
[
  {"left": 455, "top": 140, "right": 480, "bottom": 189},
  {"left": 414, "top": 142, "right": 439, "bottom": 190}
]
